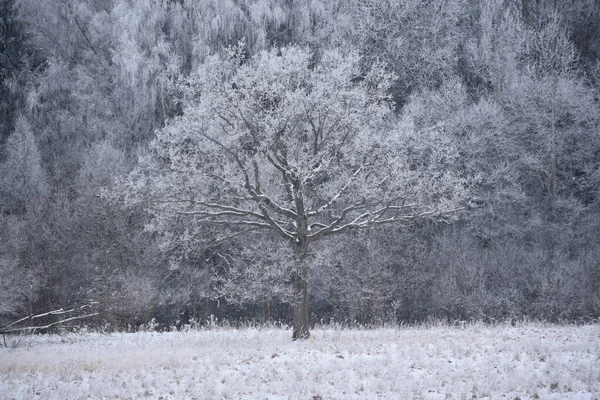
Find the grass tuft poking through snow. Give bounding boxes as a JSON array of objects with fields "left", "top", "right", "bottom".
[{"left": 1, "top": 323, "right": 598, "bottom": 399}]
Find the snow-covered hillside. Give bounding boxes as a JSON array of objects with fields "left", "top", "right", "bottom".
[{"left": 1, "top": 323, "right": 598, "bottom": 399}]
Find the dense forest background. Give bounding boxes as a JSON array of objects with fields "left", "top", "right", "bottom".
[{"left": 1, "top": 0, "right": 599, "bottom": 330}]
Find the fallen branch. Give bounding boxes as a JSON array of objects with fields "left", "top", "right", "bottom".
[
  {"left": 1, "top": 313, "right": 100, "bottom": 334},
  {"left": 1, "top": 301, "right": 100, "bottom": 348},
  {"left": 2, "top": 302, "right": 99, "bottom": 330}
]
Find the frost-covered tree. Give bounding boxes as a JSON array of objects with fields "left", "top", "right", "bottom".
[
  {"left": 338, "top": 0, "right": 467, "bottom": 105},
  {"left": 0, "top": 0, "right": 38, "bottom": 142},
  {"left": 121, "top": 46, "right": 468, "bottom": 339},
  {"left": 0, "top": 116, "right": 48, "bottom": 215},
  {"left": 0, "top": 115, "right": 48, "bottom": 318}
]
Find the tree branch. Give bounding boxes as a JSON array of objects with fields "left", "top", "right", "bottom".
[
  {"left": 324, "top": 206, "right": 465, "bottom": 236},
  {"left": 307, "top": 199, "right": 374, "bottom": 240},
  {"left": 1, "top": 313, "right": 100, "bottom": 335},
  {"left": 191, "top": 219, "right": 273, "bottom": 229},
  {"left": 2, "top": 302, "right": 99, "bottom": 331},
  {"left": 308, "top": 163, "right": 369, "bottom": 217},
  {"left": 1, "top": 302, "right": 100, "bottom": 346}
]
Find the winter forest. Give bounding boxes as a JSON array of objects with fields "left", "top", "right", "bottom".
[{"left": 1, "top": 0, "right": 600, "bottom": 338}]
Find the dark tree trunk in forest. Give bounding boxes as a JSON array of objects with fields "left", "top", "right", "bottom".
[{"left": 265, "top": 299, "right": 273, "bottom": 322}]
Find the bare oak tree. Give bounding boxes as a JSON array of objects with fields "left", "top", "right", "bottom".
[{"left": 123, "top": 45, "right": 466, "bottom": 339}]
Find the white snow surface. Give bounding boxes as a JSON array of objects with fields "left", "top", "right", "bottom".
[{"left": 1, "top": 323, "right": 598, "bottom": 399}]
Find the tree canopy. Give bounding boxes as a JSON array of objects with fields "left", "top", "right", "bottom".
[{"left": 123, "top": 45, "right": 468, "bottom": 338}]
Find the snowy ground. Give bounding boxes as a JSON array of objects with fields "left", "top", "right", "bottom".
[{"left": 0, "top": 323, "right": 598, "bottom": 399}]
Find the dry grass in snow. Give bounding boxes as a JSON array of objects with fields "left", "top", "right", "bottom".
[{"left": 0, "top": 323, "right": 598, "bottom": 399}]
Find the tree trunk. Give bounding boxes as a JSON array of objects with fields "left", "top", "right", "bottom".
[
  {"left": 291, "top": 243, "right": 310, "bottom": 340},
  {"left": 266, "top": 299, "right": 273, "bottom": 322},
  {"left": 291, "top": 271, "right": 309, "bottom": 340}
]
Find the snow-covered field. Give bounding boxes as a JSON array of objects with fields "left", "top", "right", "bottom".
[{"left": 1, "top": 323, "right": 598, "bottom": 399}]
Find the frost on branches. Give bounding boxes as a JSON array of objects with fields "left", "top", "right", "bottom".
[{"left": 124, "top": 45, "right": 468, "bottom": 339}]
